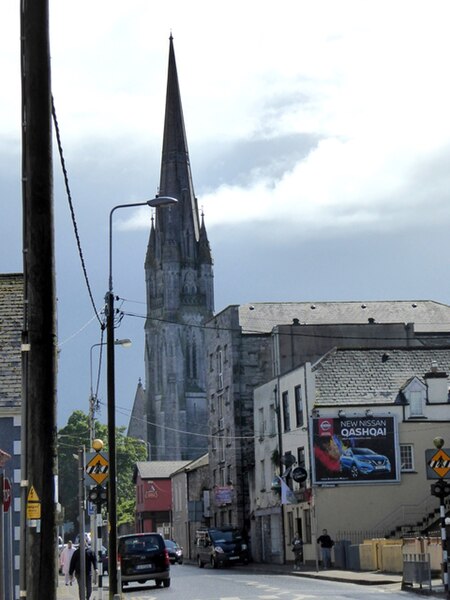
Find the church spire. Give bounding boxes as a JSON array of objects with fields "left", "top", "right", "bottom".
[{"left": 158, "top": 35, "right": 200, "bottom": 242}]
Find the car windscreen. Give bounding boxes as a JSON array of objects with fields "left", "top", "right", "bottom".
[
  {"left": 120, "top": 535, "right": 163, "bottom": 554},
  {"left": 209, "top": 530, "right": 242, "bottom": 543}
]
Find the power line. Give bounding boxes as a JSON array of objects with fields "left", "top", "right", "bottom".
[{"left": 51, "top": 97, "right": 103, "bottom": 328}]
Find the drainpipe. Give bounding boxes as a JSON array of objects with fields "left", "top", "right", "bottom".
[{"left": 274, "top": 382, "right": 286, "bottom": 564}]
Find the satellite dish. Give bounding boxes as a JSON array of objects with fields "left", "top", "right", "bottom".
[
  {"left": 292, "top": 467, "right": 308, "bottom": 483},
  {"left": 281, "top": 453, "right": 296, "bottom": 467}
]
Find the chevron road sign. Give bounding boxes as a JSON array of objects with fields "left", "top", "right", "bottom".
[
  {"left": 426, "top": 448, "right": 450, "bottom": 479},
  {"left": 85, "top": 452, "right": 109, "bottom": 486}
]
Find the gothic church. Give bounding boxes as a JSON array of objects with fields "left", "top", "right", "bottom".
[{"left": 143, "top": 36, "right": 214, "bottom": 460}]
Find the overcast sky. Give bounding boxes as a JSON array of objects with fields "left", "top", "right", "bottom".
[{"left": 2, "top": 0, "right": 450, "bottom": 429}]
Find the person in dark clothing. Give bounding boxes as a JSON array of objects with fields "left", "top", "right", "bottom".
[
  {"left": 291, "top": 533, "right": 303, "bottom": 570},
  {"left": 69, "top": 545, "right": 98, "bottom": 600},
  {"left": 317, "top": 529, "right": 334, "bottom": 569}
]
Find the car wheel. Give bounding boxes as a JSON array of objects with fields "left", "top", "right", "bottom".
[
  {"left": 211, "top": 556, "right": 218, "bottom": 569},
  {"left": 155, "top": 580, "right": 162, "bottom": 588},
  {"left": 197, "top": 555, "right": 204, "bottom": 568},
  {"left": 163, "top": 579, "right": 171, "bottom": 588},
  {"left": 178, "top": 559, "right": 183, "bottom": 565}
]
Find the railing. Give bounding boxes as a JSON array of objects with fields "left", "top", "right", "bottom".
[
  {"left": 402, "top": 553, "right": 432, "bottom": 591},
  {"left": 335, "top": 530, "right": 386, "bottom": 545},
  {"left": 372, "top": 494, "right": 437, "bottom": 534}
]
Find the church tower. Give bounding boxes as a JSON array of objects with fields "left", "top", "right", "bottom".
[{"left": 144, "top": 36, "right": 214, "bottom": 460}]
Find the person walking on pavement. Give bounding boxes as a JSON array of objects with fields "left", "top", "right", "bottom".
[
  {"left": 291, "top": 533, "right": 303, "bottom": 570},
  {"left": 317, "top": 528, "right": 334, "bottom": 569},
  {"left": 69, "top": 545, "right": 98, "bottom": 600},
  {"left": 60, "top": 540, "right": 76, "bottom": 585}
]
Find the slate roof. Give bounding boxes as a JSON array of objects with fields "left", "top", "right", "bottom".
[
  {"left": 0, "top": 273, "right": 23, "bottom": 409},
  {"left": 313, "top": 346, "right": 450, "bottom": 406},
  {"left": 236, "top": 300, "right": 450, "bottom": 334},
  {"left": 134, "top": 460, "right": 190, "bottom": 480}
]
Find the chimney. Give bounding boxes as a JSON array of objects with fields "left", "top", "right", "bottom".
[{"left": 424, "top": 362, "right": 449, "bottom": 404}]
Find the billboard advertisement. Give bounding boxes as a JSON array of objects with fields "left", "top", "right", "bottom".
[{"left": 312, "top": 415, "right": 399, "bottom": 484}]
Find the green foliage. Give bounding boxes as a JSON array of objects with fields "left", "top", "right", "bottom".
[{"left": 58, "top": 410, "right": 147, "bottom": 535}]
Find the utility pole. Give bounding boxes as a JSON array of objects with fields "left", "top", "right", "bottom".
[{"left": 20, "top": 0, "right": 57, "bottom": 599}]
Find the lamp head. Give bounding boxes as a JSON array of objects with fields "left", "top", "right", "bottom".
[
  {"left": 92, "top": 439, "right": 104, "bottom": 452},
  {"left": 115, "top": 338, "right": 132, "bottom": 348},
  {"left": 433, "top": 436, "right": 445, "bottom": 450},
  {"left": 146, "top": 196, "right": 177, "bottom": 208}
]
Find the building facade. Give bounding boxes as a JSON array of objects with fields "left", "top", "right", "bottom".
[
  {"left": 144, "top": 37, "right": 214, "bottom": 461},
  {"left": 253, "top": 345, "right": 450, "bottom": 565},
  {"left": 205, "top": 301, "right": 450, "bottom": 542},
  {"left": 0, "top": 273, "right": 23, "bottom": 599},
  {"left": 171, "top": 453, "right": 210, "bottom": 559},
  {"left": 133, "top": 461, "right": 189, "bottom": 536}
]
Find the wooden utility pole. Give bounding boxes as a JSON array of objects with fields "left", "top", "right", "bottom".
[{"left": 20, "top": 0, "right": 57, "bottom": 598}]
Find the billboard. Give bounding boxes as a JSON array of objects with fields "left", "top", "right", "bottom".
[{"left": 311, "top": 415, "right": 399, "bottom": 484}]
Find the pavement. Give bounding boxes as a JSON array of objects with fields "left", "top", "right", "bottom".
[{"left": 56, "top": 564, "right": 447, "bottom": 599}]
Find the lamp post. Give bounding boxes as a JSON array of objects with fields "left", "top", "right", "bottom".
[
  {"left": 136, "top": 438, "right": 151, "bottom": 461},
  {"left": 106, "top": 196, "right": 177, "bottom": 598},
  {"left": 88, "top": 338, "right": 131, "bottom": 600}
]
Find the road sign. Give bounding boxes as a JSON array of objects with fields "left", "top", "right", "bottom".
[
  {"left": 85, "top": 452, "right": 109, "bottom": 486},
  {"left": 427, "top": 448, "right": 450, "bottom": 479},
  {"left": 3, "top": 477, "right": 11, "bottom": 512},
  {"left": 26, "top": 485, "right": 41, "bottom": 519}
]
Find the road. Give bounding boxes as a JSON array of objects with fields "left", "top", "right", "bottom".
[{"left": 115, "top": 563, "right": 423, "bottom": 599}]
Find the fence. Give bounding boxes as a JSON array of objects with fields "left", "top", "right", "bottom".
[{"left": 402, "top": 553, "right": 432, "bottom": 592}]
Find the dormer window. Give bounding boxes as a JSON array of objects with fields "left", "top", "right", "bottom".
[
  {"left": 409, "top": 390, "right": 424, "bottom": 417},
  {"left": 401, "top": 377, "right": 427, "bottom": 419}
]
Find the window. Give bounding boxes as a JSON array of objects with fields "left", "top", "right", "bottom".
[
  {"left": 295, "top": 385, "right": 304, "bottom": 428},
  {"left": 409, "top": 390, "right": 424, "bottom": 417},
  {"left": 400, "top": 444, "right": 415, "bottom": 471},
  {"left": 260, "top": 459, "right": 266, "bottom": 490},
  {"left": 258, "top": 407, "right": 265, "bottom": 438},
  {"left": 269, "top": 403, "right": 276, "bottom": 436},
  {"left": 297, "top": 447, "right": 305, "bottom": 468},
  {"left": 217, "top": 350, "right": 224, "bottom": 390},
  {"left": 282, "top": 391, "right": 290, "bottom": 432}
]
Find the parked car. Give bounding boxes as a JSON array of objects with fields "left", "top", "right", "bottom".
[
  {"left": 164, "top": 540, "right": 183, "bottom": 564},
  {"left": 118, "top": 533, "right": 170, "bottom": 589},
  {"left": 196, "top": 526, "right": 249, "bottom": 569},
  {"left": 340, "top": 447, "right": 391, "bottom": 478}
]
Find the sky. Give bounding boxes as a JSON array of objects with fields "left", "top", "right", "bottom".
[{"left": 2, "top": 0, "right": 450, "bottom": 430}]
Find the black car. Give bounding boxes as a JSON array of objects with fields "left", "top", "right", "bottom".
[
  {"left": 196, "top": 526, "right": 250, "bottom": 568},
  {"left": 118, "top": 533, "right": 170, "bottom": 589},
  {"left": 164, "top": 539, "right": 183, "bottom": 564}
]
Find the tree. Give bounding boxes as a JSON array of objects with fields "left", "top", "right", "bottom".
[{"left": 58, "top": 410, "right": 146, "bottom": 536}]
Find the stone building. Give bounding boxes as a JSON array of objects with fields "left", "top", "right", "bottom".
[
  {"left": 204, "top": 300, "right": 450, "bottom": 537},
  {"left": 0, "top": 273, "right": 23, "bottom": 599},
  {"left": 171, "top": 453, "right": 210, "bottom": 559},
  {"left": 144, "top": 36, "right": 214, "bottom": 460}
]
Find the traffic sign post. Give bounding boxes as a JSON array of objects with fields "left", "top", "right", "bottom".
[{"left": 427, "top": 440, "right": 450, "bottom": 597}]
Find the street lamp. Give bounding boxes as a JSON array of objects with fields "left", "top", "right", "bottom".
[
  {"left": 136, "top": 438, "right": 151, "bottom": 461},
  {"left": 106, "top": 196, "right": 177, "bottom": 598}
]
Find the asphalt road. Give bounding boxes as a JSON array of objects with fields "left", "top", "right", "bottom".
[{"left": 112, "top": 563, "right": 425, "bottom": 599}]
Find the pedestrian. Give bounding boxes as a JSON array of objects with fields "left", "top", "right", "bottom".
[
  {"left": 317, "top": 528, "right": 334, "bottom": 569},
  {"left": 291, "top": 533, "right": 303, "bottom": 570},
  {"left": 69, "top": 544, "right": 98, "bottom": 600},
  {"left": 60, "top": 540, "right": 75, "bottom": 585}
]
